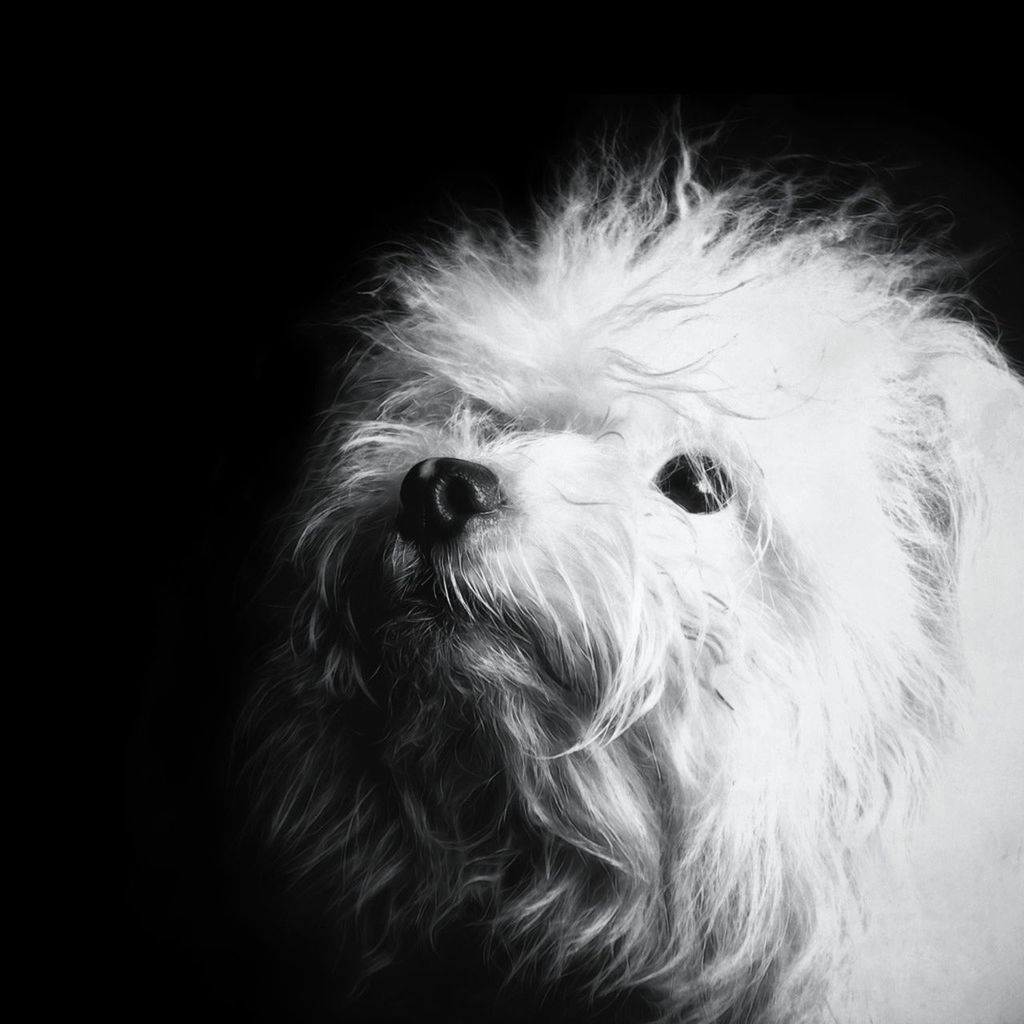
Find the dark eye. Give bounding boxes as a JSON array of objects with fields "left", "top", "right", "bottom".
[
  {"left": 656, "top": 454, "right": 733, "bottom": 513},
  {"left": 467, "top": 399, "right": 518, "bottom": 439}
]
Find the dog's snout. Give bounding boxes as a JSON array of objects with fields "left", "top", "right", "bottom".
[{"left": 397, "top": 458, "right": 503, "bottom": 545}]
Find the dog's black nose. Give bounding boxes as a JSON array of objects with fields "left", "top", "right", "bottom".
[{"left": 398, "top": 458, "right": 503, "bottom": 545}]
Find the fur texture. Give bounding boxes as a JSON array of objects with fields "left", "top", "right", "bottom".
[{"left": 244, "top": 144, "right": 1024, "bottom": 1022}]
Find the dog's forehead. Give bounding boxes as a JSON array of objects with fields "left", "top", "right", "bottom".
[
  {"left": 470, "top": 287, "right": 894, "bottom": 435},
  {"left": 397, "top": 235, "right": 908, "bottom": 449}
]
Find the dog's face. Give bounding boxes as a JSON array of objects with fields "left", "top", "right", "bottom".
[
  {"left": 317, "top": 235, "right": 956, "bottom": 765},
  {"left": 255, "top": 159, "right": 992, "bottom": 1017}
]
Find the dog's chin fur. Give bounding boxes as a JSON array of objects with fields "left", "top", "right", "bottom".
[{"left": 243, "top": 144, "right": 1024, "bottom": 1022}]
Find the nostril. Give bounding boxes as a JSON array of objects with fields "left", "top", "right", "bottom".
[{"left": 398, "top": 458, "right": 503, "bottom": 545}]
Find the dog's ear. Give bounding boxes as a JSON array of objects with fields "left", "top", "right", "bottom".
[
  {"left": 927, "top": 345, "right": 1024, "bottom": 531},
  {"left": 923, "top": 343, "right": 1024, "bottom": 659}
]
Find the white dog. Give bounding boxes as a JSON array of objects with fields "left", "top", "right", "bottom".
[{"left": 245, "top": 143, "right": 1024, "bottom": 1023}]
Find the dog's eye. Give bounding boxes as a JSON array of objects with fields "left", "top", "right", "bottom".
[
  {"left": 466, "top": 399, "right": 518, "bottom": 439},
  {"left": 656, "top": 455, "right": 733, "bottom": 514}
]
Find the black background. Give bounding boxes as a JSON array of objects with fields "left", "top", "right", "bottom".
[{"left": 122, "top": 94, "right": 1022, "bottom": 1022}]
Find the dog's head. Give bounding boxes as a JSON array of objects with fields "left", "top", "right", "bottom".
[{"left": 246, "top": 149, "right": 1013, "bottom": 1019}]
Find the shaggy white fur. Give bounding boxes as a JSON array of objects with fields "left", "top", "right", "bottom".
[{"left": 246, "top": 144, "right": 1024, "bottom": 1023}]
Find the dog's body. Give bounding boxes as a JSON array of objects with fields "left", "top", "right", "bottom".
[{"left": 245, "top": 146, "right": 1024, "bottom": 1022}]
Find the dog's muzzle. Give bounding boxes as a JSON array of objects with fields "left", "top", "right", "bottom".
[{"left": 397, "top": 458, "right": 503, "bottom": 547}]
